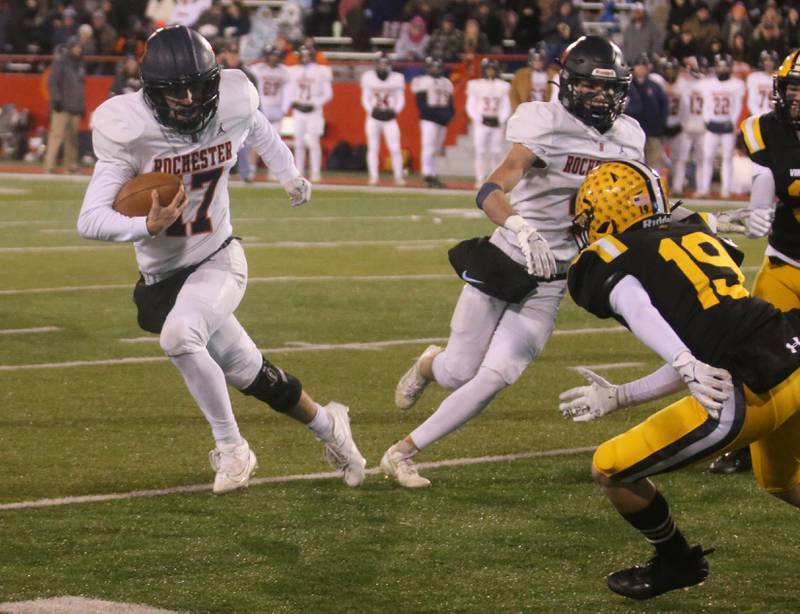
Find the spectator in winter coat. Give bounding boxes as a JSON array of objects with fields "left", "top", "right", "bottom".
[
  {"left": 683, "top": 3, "right": 720, "bottom": 57},
  {"left": 720, "top": 2, "right": 753, "bottom": 54},
  {"left": 621, "top": 3, "right": 664, "bottom": 65},
  {"left": 44, "top": 37, "right": 85, "bottom": 174},
  {"left": 625, "top": 55, "right": 669, "bottom": 169},
  {"left": 395, "top": 15, "right": 430, "bottom": 60}
]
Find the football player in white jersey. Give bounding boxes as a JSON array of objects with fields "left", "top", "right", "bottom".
[
  {"left": 77, "top": 26, "right": 365, "bottom": 494},
  {"left": 411, "top": 56, "right": 454, "bottom": 188},
  {"left": 360, "top": 52, "right": 406, "bottom": 186},
  {"left": 467, "top": 58, "right": 512, "bottom": 187},
  {"left": 671, "top": 55, "right": 708, "bottom": 195},
  {"left": 661, "top": 57, "right": 684, "bottom": 172},
  {"left": 697, "top": 53, "right": 745, "bottom": 198},
  {"left": 746, "top": 50, "right": 777, "bottom": 117},
  {"left": 286, "top": 46, "right": 333, "bottom": 182},
  {"left": 250, "top": 45, "right": 291, "bottom": 135},
  {"left": 381, "top": 36, "right": 645, "bottom": 488}
]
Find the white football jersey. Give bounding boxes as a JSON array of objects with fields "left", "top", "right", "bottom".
[
  {"left": 700, "top": 76, "right": 745, "bottom": 124},
  {"left": 674, "top": 75, "right": 706, "bottom": 133},
  {"left": 665, "top": 80, "right": 683, "bottom": 130},
  {"left": 466, "top": 77, "right": 511, "bottom": 123},
  {"left": 79, "top": 69, "right": 299, "bottom": 280},
  {"left": 529, "top": 70, "right": 551, "bottom": 102},
  {"left": 746, "top": 70, "right": 773, "bottom": 116},
  {"left": 250, "top": 62, "right": 290, "bottom": 122},
  {"left": 410, "top": 74, "right": 453, "bottom": 107},
  {"left": 494, "top": 101, "right": 645, "bottom": 263},
  {"left": 360, "top": 69, "right": 406, "bottom": 113},
  {"left": 286, "top": 63, "right": 333, "bottom": 110}
]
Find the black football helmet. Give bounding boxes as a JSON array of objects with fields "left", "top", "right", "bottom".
[
  {"left": 759, "top": 49, "right": 779, "bottom": 72},
  {"left": 425, "top": 56, "right": 444, "bottom": 77},
  {"left": 141, "top": 25, "right": 220, "bottom": 137},
  {"left": 481, "top": 57, "right": 499, "bottom": 78},
  {"left": 299, "top": 45, "right": 314, "bottom": 65},
  {"left": 558, "top": 36, "right": 632, "bottom": 133},
  {"left": 714, "top": 52, "right": 733, "bottom": 81},
  {"left": 263, "top": 44, "right": 282, "bottom": 66},
  {"left": 774, "top": 49, "right": 800, "bottom": 128},
  {"left": 528, "top": 43, "right": 546, "bottom": 68}
]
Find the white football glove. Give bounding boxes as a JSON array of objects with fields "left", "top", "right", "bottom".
[
  {"left": 503, "top": 214, "right": 557, "bottom": 278},
  {"left": 283, "top": 176, "right": 311, "bottom": 207},
  {"left": 671, "top": 350, "right": 733, "bottom": 419},
  {"left": 559, "top": 367, "right": 622, "bottom": 422},
  {"left": 715, "top": 209, "right": 747, "bottom": 234},
  {"left": 745, "top": 207, "right": 774, "bottom": 239}
]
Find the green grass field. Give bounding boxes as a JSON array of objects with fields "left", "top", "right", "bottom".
[{"left": 0, "top": 178, "right": 796, "bottom": 612}]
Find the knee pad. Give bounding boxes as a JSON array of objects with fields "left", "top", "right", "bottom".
[
  {"left": 240, "top": 357, "right": 302, "bottom": 413},
  {"left": 160, "top": 317, "right": 203, "bottom": 356}
]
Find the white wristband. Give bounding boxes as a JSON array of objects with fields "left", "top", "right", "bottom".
[{"left": 503, "top": 214, "right": 528, "bottom": 233}]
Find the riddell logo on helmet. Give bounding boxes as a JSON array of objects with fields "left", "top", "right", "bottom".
[{"left": 591, "top": 68, "right": 617, "bottom": 78}]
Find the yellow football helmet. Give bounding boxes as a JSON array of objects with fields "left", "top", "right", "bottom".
[
  {"left": 571, "top": 160, "right": 670, "bottom": 249},
  {"left": 775, "top": 49, "right": 800, "bottom": 128}
]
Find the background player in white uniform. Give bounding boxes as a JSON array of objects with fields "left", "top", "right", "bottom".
[
  {"left": 746, "top": 50, "right": 777, "bottom": 117},
  {"left": 697, "top": 53, "right": 745, "bottom": 198},
  {"left": 287, "top": 46, "right": 332, "bottom": 182},
  {"left": 250, "top": 45, "right": 291, "bottom": 135},
  {"left": 77, "top": 26, "right": 365, "bottom": 494},
  {"left": 381, "top": 37, "right": 645, "bottom": 488},
  {"left": 671, "top": 56, "right": 708, "bottom": 195},
  {"left": 411, "top": 56, "right": 454, "bottom": 189},
  {"left": 467, "top": 58, "right": 512, "bottom": 187},
  {"left": 360, "top": 52, "right": 406, "bottom": 186},
  {"left": 661, "top": 57, "right": 684, "bottom": 175}
]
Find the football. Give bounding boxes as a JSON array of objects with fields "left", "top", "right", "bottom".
[{"left": 113, "top": 172, "right": 182, "bottom": 218}]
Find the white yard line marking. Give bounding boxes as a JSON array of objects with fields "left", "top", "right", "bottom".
[
  {"left": 0, "top": 220, "right": 52, "bottom": 227},
  {"left": 571, "top": 362, "right": 646, "bottom": 371},
  {"left": 0, "top": 446, "right": 596, "bottom": 511},
  {"left": 0, "top": 244, "right": 124, "bottom": 253},
  {"left": 0, "top": 326, "right": 61, "bottom": 335},
  {"left": 235, "top": 214, "right": 426, "bottom": 223},
  {"left": 39, "top": 228, "right": 77, "bottom": 234},
  {"left": 3, "top": 328, "right": 627, "bottom": 371},
  {"left": 0, "top": 274, "right": 454, "bottom": 296},
  {"left": 0, "top": 188, "right": 29, "bottom": 195}
]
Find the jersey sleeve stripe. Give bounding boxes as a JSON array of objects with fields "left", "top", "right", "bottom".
[
  {"left": 588, "top": 236, "right": 628, "bottom": 263},
  {"left": 741, "top": 115, "right": 765, "bottom": 153}
]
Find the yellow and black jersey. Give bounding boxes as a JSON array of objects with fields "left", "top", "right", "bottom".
[
  {"left": 741, "top": 112, "right": 800, "bottom": 259},
  {"left": 568, "top": 216, "right": 800, "bottom": 393}
]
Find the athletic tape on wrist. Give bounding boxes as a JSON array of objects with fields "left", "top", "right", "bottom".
[{"left": 476, "top": 182, "right": 502, "bottom": 209}]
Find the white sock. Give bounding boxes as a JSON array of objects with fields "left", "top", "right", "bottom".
[
  {"left": 170, "top": 351, "right": 242, "bottom": 443},
  {"left": 410, "top": 367, "right": 507, "bottom": 450},
  {"left": 306, "top": 403, "right": 333, "bottom": 442}
]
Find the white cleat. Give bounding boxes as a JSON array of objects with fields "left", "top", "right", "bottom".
[
  {"left": 380, "top": 443, "right": 431, "bottom": 488},
  {"left": 209, "top": 439, "right": 258, "bottom": 495},
  {"left": 394, "top": 344, "right": 442, "bottom": 410},
  {"left": 368, "top": 177, "right": 379, "bottom": 186},
  {"left": 323, "top": 402, "right": 367, "bottom": 487}
]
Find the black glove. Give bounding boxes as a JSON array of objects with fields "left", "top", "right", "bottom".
[
  {"left": 371, "top": 108, "right": 396, "bottom": 121},
  {"left": 482, "top": 116, "right": 500, "bottom": 128},
  {"left": 52, "top": 102, "right": 63, "bottom": 113},
  {"left": 293, "top": 102, "right": 314, "bottom": 113}
]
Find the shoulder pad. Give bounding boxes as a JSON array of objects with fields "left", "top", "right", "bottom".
[
  {"left": 506, "top": 101, "right": 555, "bottom": 143},
  {"left": 220, "top": 69, "right": 259, "bottom": 116},
  {"left": 91, "top": 93, "right": 147, "bottom": 144},
  {"left": 740, "top": 114, "right": 766, "bottom": 155}
]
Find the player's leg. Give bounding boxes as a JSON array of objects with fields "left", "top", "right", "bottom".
[
  {"left": 236, "top": 142, "right": 254, "bottom": 182},
  {"left": 420, "top": 120, "right": 436, "bottom": 185},
  {"left": 670, "top": 133, "right": 690, "bottom": 194},
  {"left": 488, "top": 126, "right": 504, "bottom": 175},
  {"left": 697, "top": 132, "right": 717, "bottom": 196},
  {"left": 395, "top": 284, "right": 506, "bottom": 410},
  {"left": 308, "top": 112, "right": 323, "bottom": 182},
  {"left": 718, "top": 132, "right": 735, "bottom": 198},
  {"left": 385, "top": 282, "right": 563, "bottom": 487},
  {"left": 472, "top": 121, "right": 487, "bottom": 186},
  {"left": 206, "top": 315, "right": 367, "bottom": 487},
  {"left": 384, "top": 119, "right": 404, "bottom": 184},
  {"left": 159, "top": 241, "right": 254, "bottom": 493},
  {"left": 44, "top": 111, "right": 68, "bottom": 172},
  {"left": 365, "top": 116, "right": 381, "bottom": 184},
  {"left": 293, "top": 114, "right": 308, "bottom": 176}
]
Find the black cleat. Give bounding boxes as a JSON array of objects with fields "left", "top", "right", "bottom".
[
  {"left": 709, "top": 447, "right": 752, "bottom": 474},
  {"left": 607, "top": 545, "right": 714, "bottom": 600}
]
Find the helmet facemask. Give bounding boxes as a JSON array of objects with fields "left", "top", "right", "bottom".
[
  {"left": 144, "top": 70, "right": 221, "bottom": 137},
  {"left": 561, "top": 74, "right": 630, "bottom": 133}
]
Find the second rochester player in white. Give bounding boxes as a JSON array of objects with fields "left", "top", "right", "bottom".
[
  {"left": 381, "top": 37, "right": 645, "bottom": 488},
  {"left": 466, "top": 58, "right": 511, "bottom": 187}
]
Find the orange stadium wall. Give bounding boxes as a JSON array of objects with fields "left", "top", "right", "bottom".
[{"left": 0, "top": 73, "right": 469, "bottom": 173}]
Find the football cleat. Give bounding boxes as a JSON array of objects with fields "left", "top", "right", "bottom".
[
  {"left": 709, "top": 447, "right": 752, "bottom": 474},
  {"left": 394, "top": 344, "right": 442, "bottom": 410},
  {"left": 322, "top": 402, "right": 367, "bottom": 487},
  {"left": 209, "top": 439, "right": 258, "bottom": 495},
  {"left": 607, "top": 545, "right": 714, "bottom": 600},
  {"left": 380, "top": 443, "right": 431, "bottom": 488}
]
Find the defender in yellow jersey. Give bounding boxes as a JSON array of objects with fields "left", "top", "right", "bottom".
[{"left": 560, "top": 160, "right": 800, "bottom": 600}]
